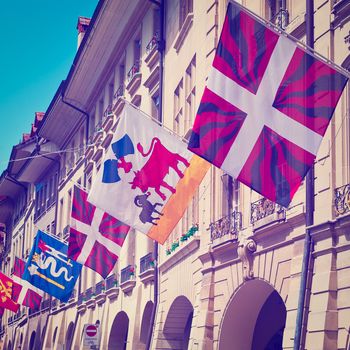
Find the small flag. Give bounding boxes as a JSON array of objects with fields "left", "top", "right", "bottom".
[
  {"left": 68, "top": 186, "right": 130, "bottom": 278},
  {"left": 188, "top": 2, "right": 348, "bottom": 207},
  {"left": 11, "top": 257, "right": 43, "bottom": 310},
  {"left": 88, "top": 104, "right": 210, "bottom": 244},
  {"left": 22, "top": 230, "right": 82, "bottom": 302},
  {"left": 0, "top": 272, "right": 20, "bottom": 313}
]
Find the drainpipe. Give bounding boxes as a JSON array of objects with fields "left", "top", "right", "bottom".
[
  {"left": 146, "top": 1, "right": 165, "bottom": 349},
  {"left": 294, "top": 1, "right": 314, "bottom": 349},
  {"left": 61, "top": 89, "right": 90, "bottom": 350}
]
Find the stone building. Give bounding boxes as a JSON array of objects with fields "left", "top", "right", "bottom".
[{"left": 0, "top": 0, "right": 349, "bottom": 349}]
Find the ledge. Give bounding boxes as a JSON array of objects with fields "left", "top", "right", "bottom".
[
  {"left": 144, "top": 66, "right": 160, "bottom": 95},
  {"left": 101, "top": 132, "right": 113, "bottom": 149},
  {"left": 145, "top": 46, "right": 159, "bottom": 69},
  {"left": 160, "top": 237, "right": 200, "bottom": 273},
  {"left": 174, "top": 13, "right": 194, "bottom": 52},
  {"left": 106, "top": 286, "right": 119, "bottom": 300},
  {"left": 139, "top": 268, "right": 155, "bottom": 284},
  {"left": 131, "top": 94, "right": 141, "bottom": 107},
  {"left": 77, "top": 303, "right": 86, "bottom": 314},
  {"left": 95, "top": 293, "right": 106, "bottom": 305},
  {"left": 86, "top": 298, "right": 96, "bottom": 309},
  {"left": 126, "top": 73, "right": 142, "bottom": 96},
  {"left": 112, "top": 98, "right": 125, "bottom": 116},
  {"left": 120, "top": 280, "right": 136, "bottom": 294},
  {"left": 102, "top": 114, "right": 114, "bottom": 132}
]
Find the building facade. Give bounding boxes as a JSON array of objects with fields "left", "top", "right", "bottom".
[{"left": 0, "top": 0, "right": 349, "bottom": 349}]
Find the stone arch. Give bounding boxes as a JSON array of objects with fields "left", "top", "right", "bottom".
[
  {"left": 66, "top": 322, "right": 75, "bottom": 349},
  {"left": 140, "top": 300, "right": 154, "bottom": 346},
  {"left": 108, "top": 311, "right": 129, "bottom": 350},
  {"left": 163, "top": 295, "right": 194, "bottom": 349},
  {"left": 29, "top": 331, "right": 36, "bottom": 350},
  {"left": 218, "top": 279, "right": 287, "bottom": 350}
]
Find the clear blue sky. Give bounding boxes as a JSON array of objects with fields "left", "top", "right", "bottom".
[{"left": 0, "top": 0, "right": 97, "bottom": 173}]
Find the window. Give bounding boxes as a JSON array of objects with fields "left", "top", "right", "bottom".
[
  {"left": 185, "top": 56, "right": 196, "bottom": 134},
  {"left": 174, "top": 80, "right": 184, "bottom": 136},
  {"left": 266, "top": 0, "right": 289, "bottom": 28},
  {"left": 222, "top": 174, "right": 240, "bottom": 216},
  {"left": 151, "top": 93, "right": 160, "bottom": 121},
  {"left": 179, "top": 0, "right": 193, "bottom": 28}
]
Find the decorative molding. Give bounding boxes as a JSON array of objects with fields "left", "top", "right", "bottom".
[
  {"left": 174, "top": 13, "right": 194, "bottom": 52},
  {"left": 120, "top": 280, "right": 136, "bottom": 294},
  {"left": 238, "top": 238, "right": 257, "bottom": 281},
  {"left": 106, "top": 286, "right": 119, "bottom": 300}
]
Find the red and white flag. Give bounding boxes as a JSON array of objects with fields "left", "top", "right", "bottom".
[
  {"left": 12, "top": 257, "right": 43, "bottom": 310},
  {"left": 68, "top": 186, "right": 130, "bottom": 278},
  {"left": 188, "top": 2, "right": 348, "bottom": 207}
]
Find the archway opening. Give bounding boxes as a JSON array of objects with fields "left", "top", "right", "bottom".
[
  {"left": 163, "top": 296, "right": 194, "bottom": 349},
  {"left": 218, "top": 279, "right": 287, "bottom": 350},
  {"left": 108, "top": 311, "right": 129, "bottom": 350},
  {"left": 140, "top": 301, "right": 154, "bottom": 346},
  {"left": 29, "top": 331, "right": 36, "bottom": 350},
  {"left": 66, "top": 322, "right": 75, "bottom": 349}
]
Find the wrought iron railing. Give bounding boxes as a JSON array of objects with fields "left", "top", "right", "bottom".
[
  {"left": 114, "top": 84, "right": 124, "bottom": 100},
  {"left": 250, "top": 198, "right": 285, "bottom": 224},
  {"left": 106, "top": 273, "right": 118, "bottom": 290},
  {"left": 103, "top": 104, "right": 113, "bottom": 119},
  {"left": 77, "top": 293, "right": 84, "bottom": 306},
  {"left": 85, "top": 287, "right": 94, "bottom": 301},
  {"left": 41, "top": 299, "right": 50, "bottom": 311},
  {"left": 209, "top": 211, "right": 242, "bottom": 242},
  {"left": 334, "top": 183, "right": 350, "bottom": 216},
  {"left": 146, "top": 33, "right": 159, "bottom": 54},
  {"left": 95, "top": 281, "right": 106, "bottom": 295},
  {"left": 121, "top": 265, "right": 135, "bottom": 284},
  {"left": 271, "top": 8, "right": 289, "bottom": 29},
  {"left": 127, "top": 61, "right": 141, "bottom": 82},
  {"left": 140, "top": 253, "right": 155, "bottom": 274}
]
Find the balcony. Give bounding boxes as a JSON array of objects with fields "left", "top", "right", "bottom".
[
  {"left": 105, "top": 273, "right": 119, "bottom": 300},
  {"left": 126, "top": 61, "right": 142, "bottom": 96},
  {"left": 40, "top": 298, "right": 50, "bottom": 311},
  {"left": 102, "top": 104, "right": 114, "bottom": 132},
  {"left": 210, "top": 211, "right": 242, "bottom": 247},
  {"left": 77, "top": 293, "right": 86, "bottom": 313},
  {"left": 112, "top": 84, "right": 125, "bottom": 115},
  {"left": 95, "top": 280, "right": 106, "bottom": 305},
  {"left": 250, "top": 198, "right": 286, "bottom": 230},
  {"left": 334, "top": 183, "right": 350, "bottom": 216},
  {"left": 139, "top": 253, "right": 155, "bottom": 284},
  {"left": 145, "top": 34, "right": 159, "bottom": 69},
  {"left": 120, "top": 265, "right": 136, "bottom": 293},
  {"left": 85, "top": 287, "right": 95, "bottom": 309}
]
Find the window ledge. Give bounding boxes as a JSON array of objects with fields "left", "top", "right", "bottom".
[{"left": 174, "top": 13, "right": 194, "bottom": 53}]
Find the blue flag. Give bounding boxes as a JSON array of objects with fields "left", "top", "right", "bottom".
[{"left": 22, "top": 230, "right": 82, "bottom": 302}]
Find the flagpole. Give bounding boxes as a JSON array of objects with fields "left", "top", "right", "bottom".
[
  {"left": 146, "top": 1, "right": 164, "bottom": 349},
  {"left": 294, "top": 1, "right": 314, "bottom": 348}
]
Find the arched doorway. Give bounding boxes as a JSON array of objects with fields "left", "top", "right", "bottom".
[
  {"left": 163, "top": 296, "right": 194, "bottom": 349},
  {"left": 108, "top": 311, "right": 129, "bottom": 350},
  {"left": 140, "top": 301, "right": 154, "bottom": 346},
  {"left": 29, "top": 331, "right": 36, "bottom": 350},
  {"left": 66, "top": 322, "right": 75, "bottom": 349},
  {"left": 218, "top": 279, "right": 287, "bottom": 350}
]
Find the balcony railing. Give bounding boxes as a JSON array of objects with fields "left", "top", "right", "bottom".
[
  {"left": 334, "top": 183, "right": 350, "bottom": 216},
  {"left": 41, "top": 299, "right": 50, "bottom": 311},
  {"left": 106, "top": 273, "right": 118, "bottom": 290},
  {"left": 146, "top": 33, "right": 158, "bottom": 54},
  {"left": 95, "top": 281, "right": 106, "bottom": 296},
  {"left": 210, "top": 211, "right": 242, "bottom": 243},
  {"left": 113, "top": 84, "right": 124, "bottom": 101},
  {"left": 140, "top": 253, "right": 155, "bottom": 274},
  {"left": 271, "top": 8, "right": 289, "bottom": 30},
  {"left": 121, "top": 265, "right": 135, "bottom": 284},
  {"left": 85, "top": 287, "right": 94, "bottom": 301},
  {"left": 250, "top": 197, "right": 285, "bottom": 225},
  {"left": 77, "top": 293, "right": 84, "bottom": 306},
  {"left": 127, "top": 61, "right": 141, "bottom": 82}
]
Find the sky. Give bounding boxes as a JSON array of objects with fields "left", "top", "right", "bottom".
[{"left": 0, "top": 0, "right": 98, "bottom": 173}]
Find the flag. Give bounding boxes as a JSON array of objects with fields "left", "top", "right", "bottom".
[
  {"left": 68, "top": 186, "right": 130, "bottom": 278},
  {"left": 188, "top": 2, "right": 348, "bottom": 207},
  {"left": 11, "top": 257, "right": 43, "bottom": 310},
  {"left": 22, "top": 230, "right": 82, "bottom": 302},
  {"left": 88, "top": 103, "right": 210, "bottom": 244},
  {"left": 0, "top": 272, "right": 20, "bottom": 313}
]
